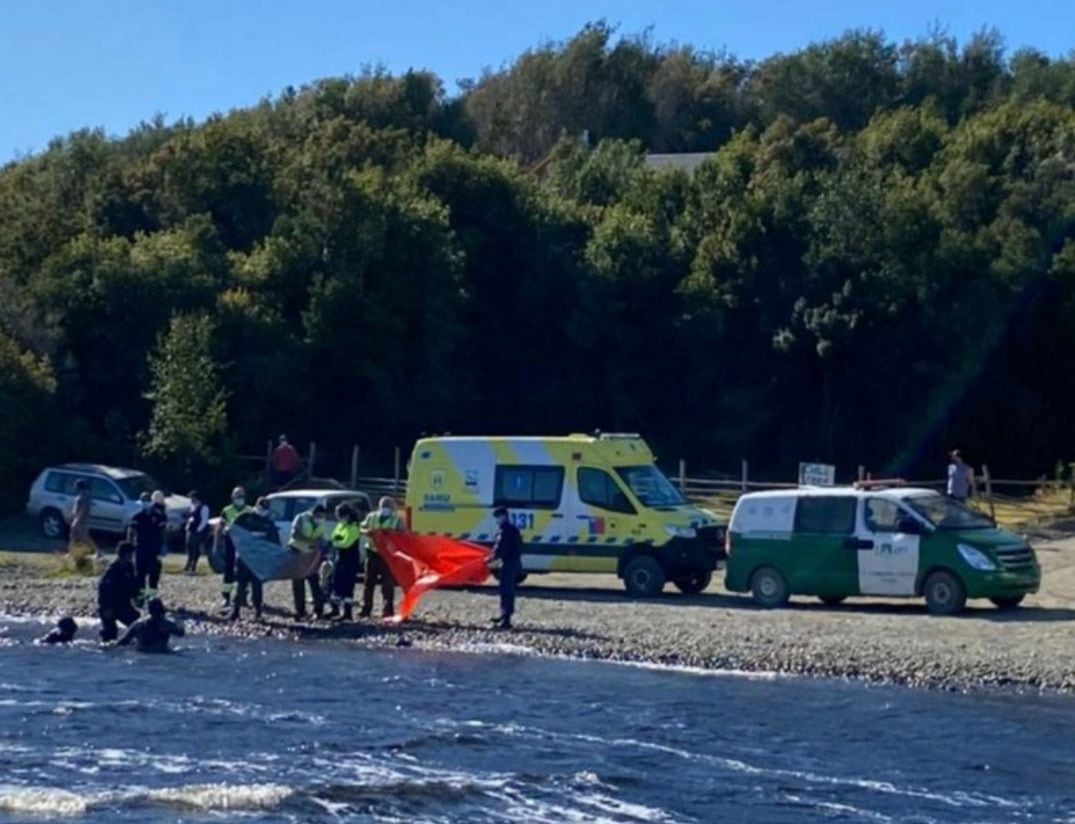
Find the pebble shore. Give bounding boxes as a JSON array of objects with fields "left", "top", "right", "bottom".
[{"left": 2, "top": 538, "right": 1074, "bottom": 693}]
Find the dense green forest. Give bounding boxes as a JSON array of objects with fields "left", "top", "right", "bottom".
[{"left": 2, "top": 24, "right": 1075, "bottom": 503}]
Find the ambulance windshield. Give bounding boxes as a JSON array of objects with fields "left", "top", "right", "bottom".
[
  {"left": 905, "top": 493, "right": 994, "bottom": 530},
  {"left": 616, "top": 466, "right": 686, "bottom": 508}
]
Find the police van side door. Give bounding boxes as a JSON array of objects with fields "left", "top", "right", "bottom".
[{"left": 857, "top": 498, "right": 920, "bottom": 596}]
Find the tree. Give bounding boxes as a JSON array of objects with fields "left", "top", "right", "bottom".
[
  {"left": 142, "top": 314, "right": 228, "bottom": 465},
  {"left": 0, "top": 331, "right": 57, "bottom": 506}
]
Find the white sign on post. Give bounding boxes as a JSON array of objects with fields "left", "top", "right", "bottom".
[{"left": 799, "top": 462, "right": 836, "bottom": 487}]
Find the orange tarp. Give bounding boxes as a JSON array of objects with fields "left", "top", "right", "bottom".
[{"left": 370, "top": 531, "right": 491, "bottom": 621}]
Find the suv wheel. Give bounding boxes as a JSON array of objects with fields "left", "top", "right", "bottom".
[
  {"left": 623, "top": 555, "right": 666, "bottom": 598},
  {"left": 924, "top": 570, "right": 967, "bottom": 615},
  {"left": 40, "top": 508, "right": 67, "bottom": 540},
  {"left": 750, "top": 567, "right": 789, "bottom": 608}
]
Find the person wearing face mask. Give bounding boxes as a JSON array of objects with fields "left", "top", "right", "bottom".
[
  {"left": 289, "top": 504, "right": 328, "bottom": 620},
  {"left": 228, "top": 497, "right": 270, "bottom": 622},
  {"left": 215, "top": 486, "right": 251, "bottom": 611},
  {"left": 326, "top": 504, "right": 361, "bottom": 621},
  {"left": 358, "top": 497, "right": 404, "bottom": 619},
  {"left": 128, "top": 492, "right": 166, "bottom": 604},
  {"left": 490, "top": 507, "right": 523, "bottom": 630}
]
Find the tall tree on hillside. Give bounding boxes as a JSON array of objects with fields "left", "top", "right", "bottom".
[{"left": 142, "top": 314, "right": 228, "bottom": 465}]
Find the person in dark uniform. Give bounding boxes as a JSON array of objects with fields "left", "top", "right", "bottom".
[
  {"left": 128, "top": 492, "right": 166, "bottom": 603},
  {"left": 39, "top": 617, "right": 78, "bottom": 644},
  {"left": 98, "top": 542, "right": 140, "bottom": 642},
  {"left": 490, "top": 507, "right": 523, "bottom": 630},
  {"left": 116, "top": 598, "right": 185, "bottom": 653},
  {"left": 184, "top": 490, "right": 211, "bottom": 574},
  {"left": 228, "top": 497, "right": 270, "bottom": 622}
]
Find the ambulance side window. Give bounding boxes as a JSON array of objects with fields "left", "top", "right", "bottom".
[
  {"left": 494, "top": 466, "right": 564, "bottom": 509},
  {"left": 578, "top": 468, "right": 636, "bottom": 514}
]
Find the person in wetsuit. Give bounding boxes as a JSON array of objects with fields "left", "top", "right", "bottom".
[
  {"left": 116, "top": 598, "right": 185, "bottom": 652},
  {"left": 40, "top": 616, "right": 78, "bottom": 644},
  {"left": 98, "top": 541, "right": 140, "bottom": 642}
]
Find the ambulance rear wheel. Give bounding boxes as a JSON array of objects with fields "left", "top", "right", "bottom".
[
  {"left": 673, "top": 571, "right": 712, "bottom": 594},
  {"left": 924, "top": 570, "right": 966, "bottom": 615},
  {"left": 750, "top": 567, "right": 789, "bottom": 608},
  {"left": 623, "top": 555, "right": 666, "bottom": 598}
]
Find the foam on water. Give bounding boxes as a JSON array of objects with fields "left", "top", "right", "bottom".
[{"left": 0, "top": 782, "right": 294, "bottom": 817}]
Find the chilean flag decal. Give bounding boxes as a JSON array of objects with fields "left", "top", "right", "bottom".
[{"left": 587, "top": 516, "right": 605, "bottom": 536}]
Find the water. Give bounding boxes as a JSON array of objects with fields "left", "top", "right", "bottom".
[{"left": 0, "top": 620, "right": 1073, "bottom": 823}]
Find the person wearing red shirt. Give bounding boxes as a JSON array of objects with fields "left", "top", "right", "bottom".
[{"left": 271, "top": 434, "right": 301, "bottom": 488}]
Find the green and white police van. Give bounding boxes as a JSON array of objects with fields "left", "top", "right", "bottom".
[{"left": 724, "top": 485, "right": 1041, "bottom": 614}]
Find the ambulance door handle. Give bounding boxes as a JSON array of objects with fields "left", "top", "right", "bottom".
[
  {"left": 551, "top": 513, "right": 564, "bottom": 519},
  {"left": 844, "top": 538, "right": 873, "bottom": 551}
]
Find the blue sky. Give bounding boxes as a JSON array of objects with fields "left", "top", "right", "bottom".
[{"left": 2, "top": 0, "right": 1073, "bottom": 162}]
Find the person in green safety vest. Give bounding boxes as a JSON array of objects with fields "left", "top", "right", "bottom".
[
  {"left": 289, "top": 503, "right": 328, "bottom": 620},
  {"left": 215, "top": 486, "right": 252, "bottom": 611},
  {"left": 229, "top": 496, "right": 270, "bottom": 622},
  {"left": 326, "top": 504, "right": 361, "bottom": 621},
  {"left": 359, "top": 497, "right": 405, "bottom": 619}
]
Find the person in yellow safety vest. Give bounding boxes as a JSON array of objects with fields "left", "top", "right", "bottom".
[
  {"left": 289, "top": 504, "right": 328, "bottom": 620},
  {"left": 215, "top": 486, "right": 252, "bottom": 611},
  {"left": 359, "top": 497, "right": 405, "bottom": 619},
  {"left": 326, "top": 504, "right": 361, "bottom": 621}
]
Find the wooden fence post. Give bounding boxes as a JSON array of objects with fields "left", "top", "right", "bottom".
[
  {"left": 740, "top": 459, "right": 748, "bottom": 493},
  {"left": 350, "top": 445, "right": 360, "bottom": 489},
  {"left": 982, "top": 464, "right": 996, "bottom": 521},
  {"left": 857, "top": 465, "right": 865, "bottom": 482},
  {"left": 308, "top": 442, "right": 317, "bottom": 478},
  {"left": 1069, "top": 462, "right": 1075, "bottom": 508},
  {"left": 264, "top": 439, "right": 273, "bottom": 475},
  {"left": 393, "top": 446, "right": 402, "bottom": 496},
  {"left": 678, "top": 459, "right": 686, "bottom": 493}
]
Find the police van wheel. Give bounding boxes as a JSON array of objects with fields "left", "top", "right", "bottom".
[
  {"left": 989, "top": 595, "right": 1025, "bottom": 610},
  {"left": 623, "top": 555, "right": 666, "bottom": 598},
  {"left": 750, "top": 567, "right": 789, "bottom": 608},
  {"left": 924, "top": 571, "right": 967, "bottom": 615},
  {"left": 673, "top": 571, "right": 712, "bottom": 594}
]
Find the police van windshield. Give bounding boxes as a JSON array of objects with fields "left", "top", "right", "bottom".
[
  {"left": 616, "top": 466, "right": 686, "bottom": 508},
  {"left": 905, "top": 493, "right": 994, "bottom": 530}
]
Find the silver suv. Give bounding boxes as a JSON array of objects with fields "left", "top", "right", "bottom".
[{"left": 27, "top": 464, "right": 191, "bottom": 540}]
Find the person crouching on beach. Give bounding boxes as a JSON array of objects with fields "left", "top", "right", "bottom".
[
  {"left": 98, "top": 542, "right": 140, "bottom": 642},
  {"left": 326, "top": 504, "right": 361, "bottom": 621}
]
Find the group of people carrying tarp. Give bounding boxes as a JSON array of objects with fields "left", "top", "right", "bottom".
[{"left": 210, "top": 488, "right": 515, "bottom": 625}]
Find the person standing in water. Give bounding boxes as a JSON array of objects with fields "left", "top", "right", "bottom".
[
  {"left": 116, "top": 598, "right": 185, "bottom": 652},
  {"left": 39, "top": 617, "right": 78, "bottom": 645},
  {"left": 98, "top": 542, "right": 140, "bottom": 642}
]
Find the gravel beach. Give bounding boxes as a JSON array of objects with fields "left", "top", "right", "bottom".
[{"left": 2, "top": 528, "right": 1074, "bottom": 694}]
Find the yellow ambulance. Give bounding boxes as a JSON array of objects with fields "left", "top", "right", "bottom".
[{"left": 404, "top": 434, "right": 725, "bottom": 596}]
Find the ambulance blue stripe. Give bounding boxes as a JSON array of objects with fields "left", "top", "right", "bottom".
[{"left": 567, "top": 536, "right": 579, "bottom": 543}]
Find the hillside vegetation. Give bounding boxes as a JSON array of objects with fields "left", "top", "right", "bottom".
[{"left": 2, "top": 24, "right": 1075, "bottom": 501}]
